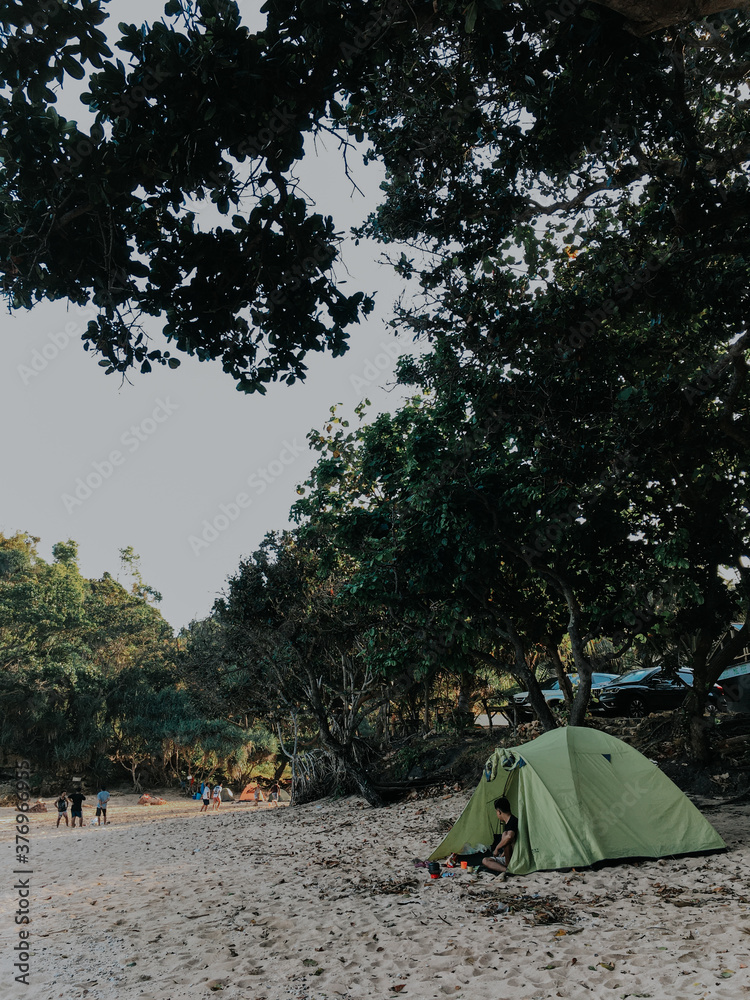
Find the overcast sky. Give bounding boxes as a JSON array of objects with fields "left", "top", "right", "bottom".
[{"left": 0, "top": 1, "right": 415, "bottom": 630}]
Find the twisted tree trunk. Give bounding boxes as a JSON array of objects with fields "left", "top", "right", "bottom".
[
  {"left": 547, "top": 644, "right": 575, "bottom": 709},
  {"left": 501, "top": 615, "right": 557, "bottom": 731},
  {"left": 456, "top": 671, "right": 474, "bottom": 716},
  {"left": 302, "top": 661, "right": 384, "bottom": 806}
]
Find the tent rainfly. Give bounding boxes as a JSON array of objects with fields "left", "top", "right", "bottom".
[
  {"left": 238, "top": 783, "right": 291, "bottom": 802},
  {"left": 430, "top": 727, "right": 725, "bottom": 874},
  {"left": 238, "top": 783, "right": 265, "bottom": 802}
]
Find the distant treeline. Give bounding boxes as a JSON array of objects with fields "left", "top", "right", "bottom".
[{"left": 0, "top": 534, "right": 275, "bottom": 790}]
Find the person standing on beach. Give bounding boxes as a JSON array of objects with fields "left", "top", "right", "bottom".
[
  {"left": 270, "top": 782, "right": 280, "bottom": 807},
  {"left": 69, "top": 789, "right": 86, "bottom": 828},
  {"left": 212, "top": 782, "right": 223, "bottom": 810},
  {"left": 200, "top": 782, "right": 211, "bottom": 812},
  {"left": 55, "top": 793, "right": 69, "bottom": 828},
  {"left": 96, "top": 787, "right": 110, "bottom": 825},
  {"left": 253, "top": 784, "right": 262, "bottom": 807}
]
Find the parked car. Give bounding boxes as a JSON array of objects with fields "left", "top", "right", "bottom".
[
  {"left": 513, "top": 672, "right": 619, "bottom": 717},
  {"left": 716, "top": 661, "right": 750, "bottom": 714},
  {"left": 591, "top": 666, "right": 722, "bottom": 718}
]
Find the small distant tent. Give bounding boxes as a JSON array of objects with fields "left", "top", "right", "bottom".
[
  {"left": 220, "top": 787, "right": 234, "bottom": 801},
  {"left": 430, "top": 727, "right": 725, "bottom": 874},
  {"left": 239, "top": 783, "right": 266, "bottom": 802}
]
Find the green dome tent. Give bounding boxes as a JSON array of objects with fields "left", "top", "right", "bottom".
[{"left": 430, "top": 727, "right": 725, "bottom": 874}]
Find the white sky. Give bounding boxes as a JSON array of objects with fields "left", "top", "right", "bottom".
[{"left": 0, "top": 1, "right": 414, "bottom": 630}]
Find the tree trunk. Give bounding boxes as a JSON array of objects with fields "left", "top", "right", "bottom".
[
  {"left": 342, "top": 747, "right": 384, "bottom": 807},
  {"left": 481, "top": 697, "right": 493, "bottom": 730},
  {"left": 558, "top": 583, "right": 594, "bottom": 727},
  {"left": 276, "top": 714, "right": 300, "bottom": 804},
  {"left": 689, "top": 713, "right": 711, "bottom": 762},
  {"left": 472, "top": 647, "right": 556, "bottom": 729},
  {"left": 684, "top": 696, "right": 712, "bottom": 763},
  {"left": 525, "top": 673, "right": 558, "bottom": 730},
  {"left": 682, "top": 619, "right": 749, "bottom": 760},
  {"left": 130, "top": 761, "right": 142, "bottom": 793},
  {"left": 456, "top": 671, "right": 473, "bottom": 715},
  {"left": 569, "top": 677, "right": 593, "bottom": 727},
  {"left": 304, "top": 677, "right": 384, "bottom": 806},
  {"left": 501, "top": 615, "right": 558, "bottom": 731},
  {"left": 320, "top": 735, "right": 383, "bottom": 806},
  {"left": 548, "top": 644, "right": 575, "bottom": 708},
  {"left": 677, "top": 682, "right": 714, "bottom": 762}
]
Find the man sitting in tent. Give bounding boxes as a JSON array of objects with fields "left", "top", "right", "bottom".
[
  {"left": 480, "top": 797, "right": 518, "bottom": 874},
  {"left": 449, "top": 796, "right": 518, "bottom": 874}
]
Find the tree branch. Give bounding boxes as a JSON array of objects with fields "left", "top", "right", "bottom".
[{"left": 590, "top": 0, "right": 750, "bottom": 36}]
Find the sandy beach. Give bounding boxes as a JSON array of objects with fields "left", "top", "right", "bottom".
[{"left": 1, "top": 789, "right": 749, "bottom": 999}]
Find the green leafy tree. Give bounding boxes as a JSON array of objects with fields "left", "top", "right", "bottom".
[
  {"left": 346, "top": 1, "right": 750, "bottom": 755},
  {"left": 0, "top": 653, "right": 109, "bottom": 774},
  {"left": 215, "top": 530, "right": 387, "bottom": 804},
  {"left": 106, "top": 669, "right": 248, "bottom": 789},
  {"left": 178, "top": 616, "right": 281, "bottom": 781},
  {"left": 118, "top": 546, "right": 163, "bottom": 604},
  {"left": 388, "top": 269, "right": 750, "bottom": 755},
  {"left": 295, "top": 400, "right": 642, "bottom": 730}
]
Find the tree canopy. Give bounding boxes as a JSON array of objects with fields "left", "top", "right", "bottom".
[{"left": 2, "top": 2, "right": 748, "bottom": 390}]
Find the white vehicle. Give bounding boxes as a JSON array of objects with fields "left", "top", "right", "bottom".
[{"left": 513, "top": 672, "right": 619, "bottom": 716}]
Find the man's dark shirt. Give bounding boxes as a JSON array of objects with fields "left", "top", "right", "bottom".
[{"left": 491, "top": 814, "right": 518, "bottom": 850}]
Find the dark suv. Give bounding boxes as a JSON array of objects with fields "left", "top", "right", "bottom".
[{"left": 591, "top": 666, "right": 721, "bottom": 718}]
